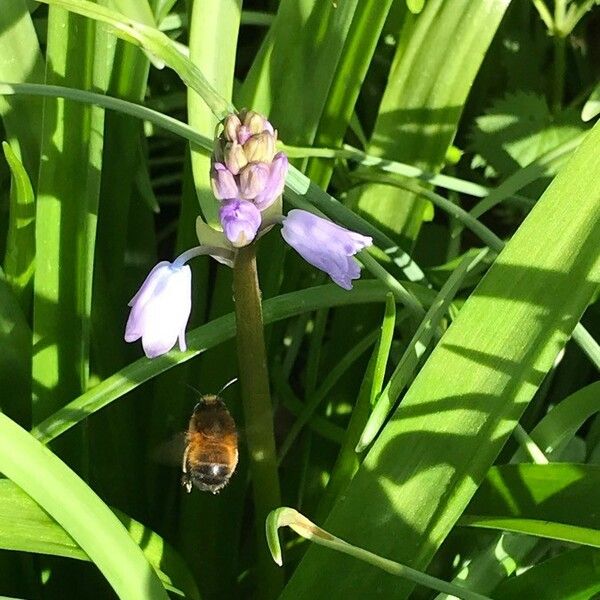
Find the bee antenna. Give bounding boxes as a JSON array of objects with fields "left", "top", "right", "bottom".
[
  {"left": 183, "top": 382, "right": 203, "bottom": 396},
  {"left": 218, "top": 377, "right": 238, "bottom": 396}
]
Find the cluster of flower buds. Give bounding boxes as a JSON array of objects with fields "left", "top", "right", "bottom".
[
  {"left": 125, "top": 110, "right": 372, "bottom": 358},
  {"left": 211, "top": 110, "right": 288, "bottom": 247}
]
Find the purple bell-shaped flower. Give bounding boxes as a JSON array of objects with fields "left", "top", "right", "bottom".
[
  {"left": 124, "top": 261, "right": 192, "bottom": 358},
  {"left": 281, "top": 210, "right": 372, "bottom": 290}
]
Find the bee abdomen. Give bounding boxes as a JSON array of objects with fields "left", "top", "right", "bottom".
[{"left": 189, "top": 462, "right": 234, "bottom": 494}]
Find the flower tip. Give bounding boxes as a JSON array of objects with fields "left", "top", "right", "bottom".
[
  {"left": 178, "top": 332, "right": 187, "bottom": 352},
  {"left": 219, "top": 199, "right": 261, "bottom": 248}
]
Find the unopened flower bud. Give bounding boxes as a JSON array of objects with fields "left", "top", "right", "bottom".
[
  {"left": 211, "top": 162, "right": 238, "bottom": 200},
  {"left": 223, "top": 113, "right": 241, "bottom": 142},
  {"left": 224, "top": 141, "right": 248, "bottom": 175},
  {"left": 244, "top": 110, "right": 267, "bottom": 134},
  {"left": 239, "top": 162, "right": 270, "bottom": 200},
  {"left": 237, "top": 125, "right": 252, "bottom": 145},
  {"left": 244, "top": 132, "right": 275, "bottom": 163},
  {"left": 219, "top": 199, "right": 261, "bottom": 247},
  {"left": 211, "top": 110, "right": 285, "bottom": 213},
  {"left": 254, "top": 152, "right": 288, "bottom": 210}
]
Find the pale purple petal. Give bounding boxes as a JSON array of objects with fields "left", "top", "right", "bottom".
[
  {"left": 253, "top": 153, "right": 288, "bottom": 210},
  {"left": 239, "top": 162, "right": 270, "bottom": 200},
  {"left": 281, "top": 210, "right": 372, "bottom": 289},
  {"left": 125, "top": 263, "right": 192, "bottom": 358},
  {"left": 219, "top": 199, "right": 261, "bottom": 247},
  {"left": 126, "top": 261, "right": 171, "bottom": 313},
  {"left": 237, "top": 125, "right": 252, "bottom": 145},
  {"left": 211, "top": 162, "right": 238, "bottom": 200}
]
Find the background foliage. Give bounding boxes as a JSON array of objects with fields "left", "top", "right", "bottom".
[{"left": 0, "top": 0, "right": 598, "bottom": 599}]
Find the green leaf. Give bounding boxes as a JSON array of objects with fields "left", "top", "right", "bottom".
[
  {"left": 406, "top": 0, "right": 425, "bottom": 14},
  {"left": 35, "top": 0, "right": 233, "bottom": 118},
  {"left": 494, "top": 547, "right": 600, "bottom": 600},
  {"left": 581, "top": 80, "right": 600, "bottom": 122},
  {"left": 467, "top": 131, "right": 586, "bottom": 221},
  {"left": 31, "top": 280, "right": 434, "bottom": 445},
  {"left": 32, "top": 4, "right": 110, "bottom": 421},
  {"left": 188, "top": 0, "right": 241, "bottom": 226},
  {"left": 316, "top": 295, "right": 397, "bottom": 519},
  {"left": 352, "top": 0, "right": 510, "bottom": 243},
  {"left": 356, "top": 250, "right": 488, "bottom": 451},
  {"left": 470, "top": 92, "right": 585, "bottom": 179},
  {"left": 0, "top": 0, "right": 44, "bottom": 178},
  {"left": 370, "top": 293, "right": 396, "bottom": 405},
  {"left": 267, "top": 507, "right": 493, "bottom": 600},
  {"left": 463, "top": 463, "right": 600, "bottom": 548},
  {"left": 513, "top": 381, "right": 600, "bottom": 460},
  {"left": 0, "top": 413, "right": 168, "bottom": 599},
  {"left": 0, "top": 480, "right": 200, "bottom": 599},
  {"left": 279, "top": 117, "right": 600, "bottom": 600},
  {"left": 304, "top": 0, "right": 393, "bottom": 187},
  {"left": 0, "top": 274, "right": 31, "bottom": 426},
  {"left": 238, "top": 0, "right": 362, "bottom": 147},
  {"left": 278, "top": 329, "right": 379, "bottom": 463},
  {"left": 2, "top": 141, "right": 35, "bottom": 313}
]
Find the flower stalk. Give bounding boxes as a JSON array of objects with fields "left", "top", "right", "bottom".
[{"left": 232, "top": 242, "right": 283, "bottom": 598}]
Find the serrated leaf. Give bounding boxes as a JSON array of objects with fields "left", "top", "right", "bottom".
[{"left": 470, "top": 91, "right": 585, "bottom": 178}]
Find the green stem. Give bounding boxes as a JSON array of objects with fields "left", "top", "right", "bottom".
[
  {"left": 267, "top": 508, "right": 494, "bottom": 600},
  {"left": 513, "top": 424, "right": 549, "bottom": 464},
  {"left": 552, "top": 34, "right": 566, "bottom": 114},
  {"left": 531, "top": 0, "right": 554, "bottom": 31},
  {"left": 232, "top": 243, "right": 283, "bottom": 599}
]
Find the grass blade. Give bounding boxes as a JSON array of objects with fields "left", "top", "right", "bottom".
[
  {"left": 352, "top": 0, "right": 510, "bottom": 244},
  {"left": 0, "top": 413, "right": 168, "bottom": 599},
  {"left": 0, "top": 0, "right": 44, "bottom": 177},
  {"left": 463, "top": 463, "right": 600, "bottom": 547},
  {"left": 2, "top": 141, "right": 35, "bottom": 313},
  {"left": 0, "top": 275, "right": 31, "bottom": 427},
  {"left": 495, "top": 547, "right": 600, "bottom": 599},
  {"left": 356, "top": 250, "right": 488, "bottom": 451},
  {"left": 188, "top": 0, "right": 241, "bottom": 226},
  {"left": 0, "top": 480, "right": 200, "bottom": 599},
  {"left": 31, "top": 280, "right": 435, "bottom": 445},
  {"left": 279, "top": 115, "right": 600, "bottom": 600},
  {"left": 304, "top": 0, "right": 393, "bottom": 186},
  {"left": 514, "top": 381, "right": 600, "bottom": 460},
  {"left": 32, "top": 5, "right": 109, "bottom": 421}
]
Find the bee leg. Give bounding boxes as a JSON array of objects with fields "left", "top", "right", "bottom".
[
  {"left": 182, "top": 445, "right": 190, "bottom": 474},
  {"left": 181, "top": 446, "right": 193, "bottom": 493},
  {"left": 181, "top": 472, "right": 193, "bottom": 493}
]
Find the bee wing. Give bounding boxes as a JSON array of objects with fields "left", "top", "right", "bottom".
[{"left": 151, "top": 432, "right": 187, "bottom": 467}]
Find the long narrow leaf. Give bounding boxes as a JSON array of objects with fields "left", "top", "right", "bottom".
[
  {"left": 280, "top": 114, "right": 600, "bottom": 600},
  {"left": 0, "top": 413, "right": 168, "bottom": 599},
  {"left": 0, "top": 480, "right": 200, "bottom": 599},
  {"left": 31, "top": 280, "right": 435, "bottom": 445},
  {"left": 351, "top": 0, "right": 510, "bottom": 243}
]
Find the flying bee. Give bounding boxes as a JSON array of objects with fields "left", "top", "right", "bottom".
[{"left": 182, "top": 389, "right": 239, "bottom": 495}]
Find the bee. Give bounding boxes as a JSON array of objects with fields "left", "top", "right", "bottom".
[{"left": 182, "top": 388, "right": 239, "bottom": 495}]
